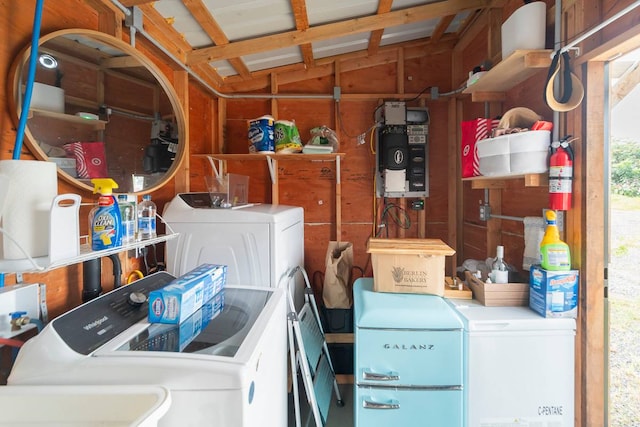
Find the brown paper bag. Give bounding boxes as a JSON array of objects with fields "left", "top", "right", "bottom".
[{"left": 322, "top": 241, "right": 354, "bottom": 309}]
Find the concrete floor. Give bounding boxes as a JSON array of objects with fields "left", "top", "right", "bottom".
[{"left": 288, "top": 382, "right": 354, "bottom": 426}]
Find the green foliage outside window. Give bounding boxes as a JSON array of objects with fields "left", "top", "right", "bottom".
[{"left": 611, "top": 139, "right": 640, "bottom": 197}]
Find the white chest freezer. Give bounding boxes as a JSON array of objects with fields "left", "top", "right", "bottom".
[
  {"left": 8, "top": 272, "right": 288, "bottom": 427},
  {"left": 447, "top": 298, "right": 576, "bottom": 427},
  {"left": 163, "top": 193, "right": 304, "bottom": 309}
]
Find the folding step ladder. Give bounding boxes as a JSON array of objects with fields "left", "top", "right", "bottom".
[{"left": 283, "top": 266, "right": 344, "bottom": 427}]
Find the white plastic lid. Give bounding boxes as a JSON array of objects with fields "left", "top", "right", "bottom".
[{"left": 0, "top": 384, "right": 171, "bottom": 426}]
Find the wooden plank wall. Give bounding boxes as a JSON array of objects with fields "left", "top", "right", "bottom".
[{"left": 189, "top": 51, "right": 455, "bottom": 288}]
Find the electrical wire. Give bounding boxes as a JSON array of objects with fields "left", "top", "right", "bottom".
[
  {"left": 0, "top": 227, "right": 46, "bottom": 272},
  {"left": 372, "top": 84, "right": 433, "bottom": 121},
  {"left": 404, "top": 85, "right": 433, "bottom": 104},
  {"left": 336, "top": 102, "right": 378, "bottom": 144},
  {"left": 369, "top": 124, "right": 377, "bottom": 155},
  {"left": 376, "top": 201, "right": 411, "bottom": 237}
]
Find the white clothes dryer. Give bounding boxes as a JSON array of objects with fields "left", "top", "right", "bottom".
[{"left": 163, "top": 193, "right": 305, "bottom": 310}]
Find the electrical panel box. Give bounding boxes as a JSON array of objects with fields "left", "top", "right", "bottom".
[
  {"left": 375, "top": 102, "right": 429, "bottom": 198},
  {"left": 377, "top": 101, "right": 407, "bottom": 125}
]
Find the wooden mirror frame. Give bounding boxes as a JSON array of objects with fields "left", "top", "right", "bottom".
[{"left": 8, "top": 28, "right": 186, "bottom": 194}]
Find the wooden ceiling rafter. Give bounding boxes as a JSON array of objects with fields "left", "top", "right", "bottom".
[
  {"left": 118, "top": 0, "right": 155, "bottom": 6},
  {"left": 431, "top": 14, "right": 456, "bottom": 43},
  {"left": 136, "top": 3, "right": 192, "bottom": 65},
  {"left": 192, "top": 62, "right": 225, "bottom": 89},
  {"left": 611, "top": 60, "right": 640, "bottom": 107},
  {"left": 290, "top": 0, "right": 315, "bottom": 69},
  {"left": 180, "top": 0, "right": 252, "bottom": 79},
  {"left": 368, "top": 0, "right": 394, "bottom": 55}
]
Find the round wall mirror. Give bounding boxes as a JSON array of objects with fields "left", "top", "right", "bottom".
[{"left": 9, "top": 29, "right": 186, "bottom": 193}]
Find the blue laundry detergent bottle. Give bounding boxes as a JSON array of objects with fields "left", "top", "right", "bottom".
[{"left": 89, "top": 178, "right": 123, "bottom": 251}]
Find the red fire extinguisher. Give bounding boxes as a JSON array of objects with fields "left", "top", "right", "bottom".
[{"left": 549, "top": 136, "right": 574, "bottom": 211}]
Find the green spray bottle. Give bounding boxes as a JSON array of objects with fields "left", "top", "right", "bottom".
[
  {"left": 89, "top": 178, "right": 123, "bottom": 251},
  {"left": 540, "top": 210, "right": 571, "bottom": 270}
]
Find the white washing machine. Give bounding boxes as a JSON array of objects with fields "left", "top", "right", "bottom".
[
  {"left": 8, "top": 272, "right": 287, "bottom": 427},
  {"left": 163, "top": 193, "right": 305, "bottom": 309}
]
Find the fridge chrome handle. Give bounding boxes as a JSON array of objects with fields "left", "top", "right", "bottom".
[
  {"left": 362, "top": 371, "right": 399, "bottom": 381},
  {"left": 363, "top": 400, "right": 400, "bottom": 410}
]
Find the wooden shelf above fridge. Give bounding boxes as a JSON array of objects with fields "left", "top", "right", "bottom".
[{"left": 462, "top": 50, "right": 553, "bottom": 102}]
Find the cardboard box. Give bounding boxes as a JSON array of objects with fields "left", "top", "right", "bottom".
[
  {"left": 529, "top": 265, "right": 579, "bottom": 318},
  {"left": 465, "top": 271, "right": 529, "bottom": 306},
  {"left": 148, "top": 264, "right": 226, "bottom": 324},
  {"left": 141, "top": 291, "right": 225, "bottom": 352},
  {"left": 367, "top": 238, "right": 455, "bottom": 296}
]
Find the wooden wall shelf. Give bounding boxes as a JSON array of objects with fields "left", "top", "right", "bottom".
[
  {"left": 30, "top": 108, "right": 107, "bottom": 130},
  {"left": 193, "top": 152, "right": 344, "bottom": 162},
  {"left": 462, "top": 49, "right": 553, "bottom": 102},
  {"left": 193, "top": 152, "right": 346, "bottom": 236},
  {"left": 462, "top": 173, "right": 548, "bottom": 189}
]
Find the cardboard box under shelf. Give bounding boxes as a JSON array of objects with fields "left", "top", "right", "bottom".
[
  {"left": 367, "top": 238, "right": 455, "bottom": 296},
  {"left": 465, "top": 271, "right": 529, "bottom": 306}
]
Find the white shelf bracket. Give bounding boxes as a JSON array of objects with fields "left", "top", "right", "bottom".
[
  {"left": 266, "top": 156, "right": 277, "bottom": 184},
  {"left": 205, "top": 156, "right": 224, "bottom": 179}
]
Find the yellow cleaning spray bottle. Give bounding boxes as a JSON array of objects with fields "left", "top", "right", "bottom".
[
  {"left": 540, "top": 210, "right": 571, "bottom": 270},
  {"left": 89, "top": 178, "right": 123, "bottom": 251}
]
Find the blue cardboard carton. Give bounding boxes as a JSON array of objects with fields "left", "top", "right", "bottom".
[
  {"left": 176, "top": 291, "right": 225, "bottom": 351},
  {"left": 142, "top": 291, "right": 225, "bottom": 352},
  {"left": 148, "top": 263, "right": 227, "bottom": 324},
  {"left": 204, "top": 264, "right": 227, "bottom": 302},
  {"left": 529, "top": 265, "right": 579, "bottom": 318}
]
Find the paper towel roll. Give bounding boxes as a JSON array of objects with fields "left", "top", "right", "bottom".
[{"left": 0, "top": 160, "right": 58, "bottom": 260}]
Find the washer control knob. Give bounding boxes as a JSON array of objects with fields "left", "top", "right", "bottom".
[{"left": 128, "top": 291, "right": 147, "bottom": 307}]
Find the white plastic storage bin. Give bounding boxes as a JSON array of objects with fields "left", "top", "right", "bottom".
[
  {"left": 477, "top": 134, "right": 510, "bottom": 176},
  {"left": 509, "top": 131, "right": 551, "bottom": 174},
  {"left": 477, "top": 130, "right": 550, "bottom": 176},
  {"left": 501, "top": 1, "right": 546, "bottom": 59},
  {"left": 31, "top": 82, "right": 65, "bottom": 113}
]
